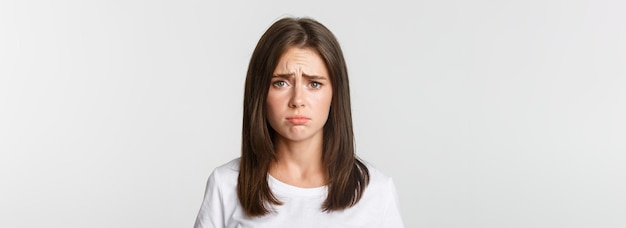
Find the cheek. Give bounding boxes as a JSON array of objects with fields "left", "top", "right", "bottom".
[
  {"left": 266, "top": 93, "right": 284, "bottom": 117},
  {"left": 265, "top": 98, "right": 277, "bottom": 116},
  {"left": 324, "top": 89, "right": 333, "bottom": 107},
  {"left": 316, "top": 91, "right": 333, "bottom": 114}
]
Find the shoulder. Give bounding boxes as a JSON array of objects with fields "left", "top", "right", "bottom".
[
  {"left": 361, "top": 160, "right": 394, "bottom": 186},
  {"left": 359, "top": 159, "right": 398, "bottom": 198},
  {"left": 207, "top": 158, "right": 240, "bottom": 188},
  {"left": 212, "top": 157, "right": 240, "bottom": 177},
  {"left": 357, "top": 160, "right": 405, "bottom": 226},
  {"left": 213, "top": 157, "right": 240, "bottom": 175},
  {"left": 195, "top": 158, "right": 242, "bottom": 228}
]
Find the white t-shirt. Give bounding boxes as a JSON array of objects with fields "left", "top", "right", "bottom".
[{"left": 194, "top": 158, "right": 404, "bottom": 228}]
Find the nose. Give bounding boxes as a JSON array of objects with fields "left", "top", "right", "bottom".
[{"left": 288, "top": 84, "right": 304, "bottom": 108}]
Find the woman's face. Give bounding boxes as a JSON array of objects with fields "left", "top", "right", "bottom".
[{"left": 266, "top": 47, "right": 333, "bottom": 143}]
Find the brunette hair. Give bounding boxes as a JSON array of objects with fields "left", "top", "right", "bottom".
[{"left": 238, "top": 17, "right": 370, "bottom": 217}]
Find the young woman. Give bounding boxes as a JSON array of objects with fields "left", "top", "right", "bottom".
[{"left": 194, "top": 17, "right": 404, "bottom": 228}]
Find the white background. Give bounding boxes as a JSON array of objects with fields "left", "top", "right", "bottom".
[{"left": 1, "top": 0, "right": 625, "bottom": 227}]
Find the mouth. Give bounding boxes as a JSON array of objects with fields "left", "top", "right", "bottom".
[{"left": 286, "top": 115, "right": 311, "bottom": 125}]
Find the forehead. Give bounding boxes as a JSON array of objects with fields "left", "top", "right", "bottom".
[{"left": 273, "top": 47, "right": 328, "bottom": 76}]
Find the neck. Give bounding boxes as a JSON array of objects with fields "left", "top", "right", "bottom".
[{"left": 270, "top": 133, "right": 326, "bottom": 188}]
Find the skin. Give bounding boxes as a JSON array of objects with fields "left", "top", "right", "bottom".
[{"left": 266, "top": 47, "right": 332, "bottom": 188}]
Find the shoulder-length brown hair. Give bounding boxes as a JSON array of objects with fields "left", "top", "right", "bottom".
[{"left": 238, "top": 17, "right": 369, "bottom": 217}]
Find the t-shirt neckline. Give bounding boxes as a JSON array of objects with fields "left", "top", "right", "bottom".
[{"left": 267, "top": 174, "right": 327, "bottom": 197}]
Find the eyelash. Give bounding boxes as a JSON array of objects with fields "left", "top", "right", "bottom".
[
  {"left": 272, "top": 80, "right": 288, "bottom": 88},
  {"left": 271, "top": 80, "right": 324, "bottom": 89},
  {"left": 309, "top": 81, "right": 322, "bottom": 89}
]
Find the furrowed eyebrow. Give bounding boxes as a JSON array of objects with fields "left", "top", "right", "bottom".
[
  {"left": 272, "top": 73, "right": 328, "bottom": 80},
  {"left": 272, "top": 73, "right": 293, "bottom": 79},
  {"left": 303, "top": 74, "right": 328, "bottom": 80}
]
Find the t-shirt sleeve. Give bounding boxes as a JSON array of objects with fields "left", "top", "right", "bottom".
[
  {"left": 194, "top": 170, "right": 225, "bottom": 228},
  {"left": 383, "top": 178, "right": 405, "bottom": 228}
]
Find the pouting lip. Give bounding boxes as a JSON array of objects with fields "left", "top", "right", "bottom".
[
  {"left": 286, "top": 115, "right": 310, "bottom": 125},
  {"left": 286, "top": 115, "right": 311, "bottom": 120}
]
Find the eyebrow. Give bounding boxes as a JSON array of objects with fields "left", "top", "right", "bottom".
[{"left": 272, "top": 73, "right": 328, "bottom": 80}]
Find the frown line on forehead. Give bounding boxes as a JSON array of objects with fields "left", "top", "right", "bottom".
[{"left": 272, "top": 73, "right": 328, "bottom": 80}]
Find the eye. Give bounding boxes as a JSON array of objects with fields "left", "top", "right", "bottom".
[
  {"left": 309, "top": 81, "right": 322, "bottom": 89},
  {"left": 272, "top": 80, "right": 287, "bottom": 88}
]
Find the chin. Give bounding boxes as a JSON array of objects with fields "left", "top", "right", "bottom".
[
  {"left": 284, "top": 135, "right": 312, "bottom": 142},
  {"left": 276, "top": 128, "right": 323, "bottom": 143},
  {"left": 277, "top": 132, "right": 315, "bottom": 142}
]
